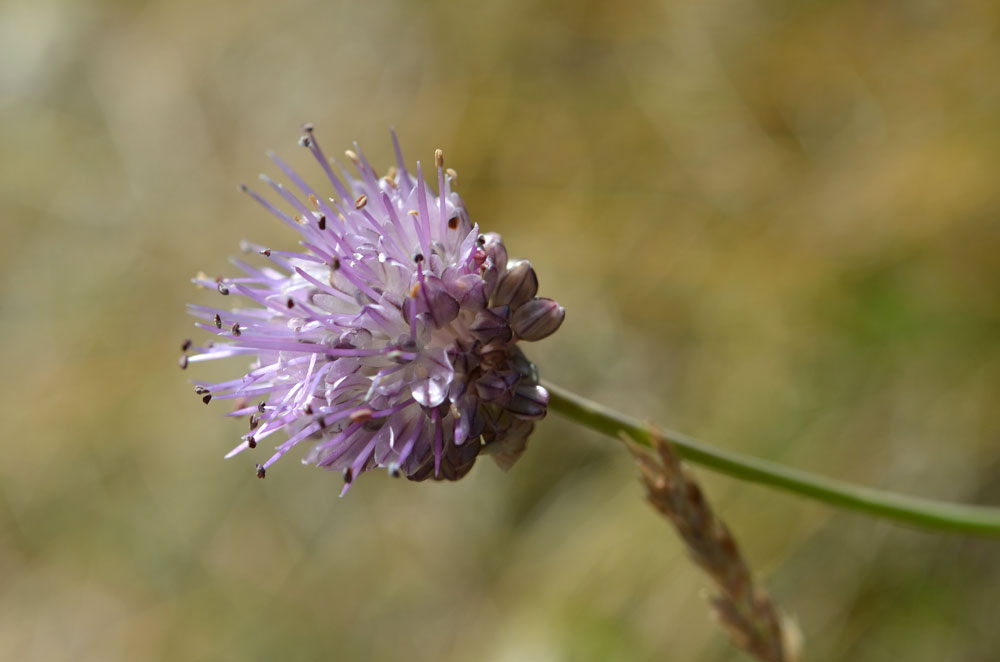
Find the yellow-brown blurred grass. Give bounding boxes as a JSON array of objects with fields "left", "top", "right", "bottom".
[{"left": 1, "top": 0, "right": 999, "bottom": 660}]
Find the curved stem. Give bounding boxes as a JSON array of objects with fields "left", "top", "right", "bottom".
[{"left": 543, "top": 380, "right": 1000, "bottom": 536}]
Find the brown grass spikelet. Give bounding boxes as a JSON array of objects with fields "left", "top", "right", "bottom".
[{"left": 625, "top": 430, "right": 803, "bottom": 662}]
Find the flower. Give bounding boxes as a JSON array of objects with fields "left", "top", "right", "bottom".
[{"left": 180, "top": 127, "right": 564, "bottom": 493}]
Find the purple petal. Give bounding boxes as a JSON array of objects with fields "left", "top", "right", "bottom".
[
  {"left": 475, "top": 372, "right": 512, "bottom": 402},
  {"left": 447, "top": 273, "right": 489, "bottom": 311},
  {"left": 480, "top": 232, "right": 508, "bottom": 273},
  {"left": 411, "top": 347, "right": 454, "bottom": 407},
  {"left": 420, "top": 275, "right": 460, "bottom": 328},
  {"left": 469, "top": 306, "right": 512, "bottom": 343},
  {"left": 506, "top": 384, "right": 549, "bottom": 420}
]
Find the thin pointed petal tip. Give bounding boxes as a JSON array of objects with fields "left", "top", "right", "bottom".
[{"left": 183, "top": 126, "right": 565, "bottom": 490}]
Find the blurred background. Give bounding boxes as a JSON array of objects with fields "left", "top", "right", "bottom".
[{"left": 2, "top": 0, "right": 999, "bottom": 659}]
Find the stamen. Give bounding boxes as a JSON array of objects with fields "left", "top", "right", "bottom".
[
  {"left": 349, "top": 409, "right": 374, "bottom": 423},
  {"left": 300, "top": 128, "right": 351, "bottom": 200}
]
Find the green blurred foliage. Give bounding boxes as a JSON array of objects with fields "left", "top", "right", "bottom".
[{"left": 1, "top": 0, "right": 999, "bottom": 659}]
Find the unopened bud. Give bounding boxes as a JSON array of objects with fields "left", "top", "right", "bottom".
[
  {"left": 492, "top": 260, "right": 537, "bottom": 308},
  {"left": 511, "top": 297, "right": 565, "bottom": 341}
]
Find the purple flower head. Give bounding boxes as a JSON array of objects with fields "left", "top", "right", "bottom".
[{"left": 181, "top": 127, "right": 564, "bottom": 493}]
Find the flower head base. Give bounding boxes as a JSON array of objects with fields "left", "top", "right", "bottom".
[{"left": 181, "top": 127, "right": 564, "bottom": 492}]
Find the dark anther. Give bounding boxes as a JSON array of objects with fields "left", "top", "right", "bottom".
[
  {"left": 258, "top": 401, "right": 266, "bottom": 413},
  {"left": 476, "top": 235, "right": 486, "bottom": 246},
  {"left": 318, "top": 215, "right": 327, "bottom": 230},
  {"left": 256, "top": 464, "right": 266, "bottom": 479},
  {"left": 194, "top": 385, "right": 210, "bottom": 394},
  {"left": 231, "top": 322, "right": 241, "bottom": 337},
  {"left": 202, "top": 393, "right": 212, "bottom": 405},
  {"left": 249, "top": 415, "right": 259, "bottom": 430},
  {"left": 332, "top": 257, "right": 341, "bottom": 270},
  {"left": 298, "top": 135, "right": 313, "bottom": 147},
  {"left": 217, "top": 282, "right": 230, "bottom": 295},
  {"left": 448, "top": 216, "right": 459, "bottom": 229},
  {"left": 343, "top": 467, "right": 354, "bottom": 484},
  {"left": 259, "top": 248, "right": 271, "bottom": 257},
  {"left": 215, "top": 314, "right": 222, "bottom": 329},
  {"left": 412, "top": 252, "right": 424, "bottom": 263},
  {"left": 304, "top": 404, "right": 314, "bottom": 416},
  {"left": 286, "top": 298, "right": 294, "bottom": 309},
  {"left": 181, "top": 339, "right": 192, "bottom": 351},
  {"left": 389, "top": 465, "right": 401, "bottom": 478},
  {"left": 178, "top": 354, "right": 188, "bottom": 370},
  {"left": 247, "top": 435, "right": 257, "bottom": 449},
  {"left": 302, "top": 123, "right": 314, "bottom": 133}
]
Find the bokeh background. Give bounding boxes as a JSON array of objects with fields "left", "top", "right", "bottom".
[{"left": 2, "top": 0, "right": 999, "bottom": 659}]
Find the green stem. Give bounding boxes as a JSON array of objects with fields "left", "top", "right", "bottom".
[{"left": 543, "top": 380, "right": 1000, "bottom": 536}]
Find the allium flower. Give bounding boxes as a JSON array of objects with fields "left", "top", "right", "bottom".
[{"left": 181, "top": 127, "right": 564, "bottom": 492}]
